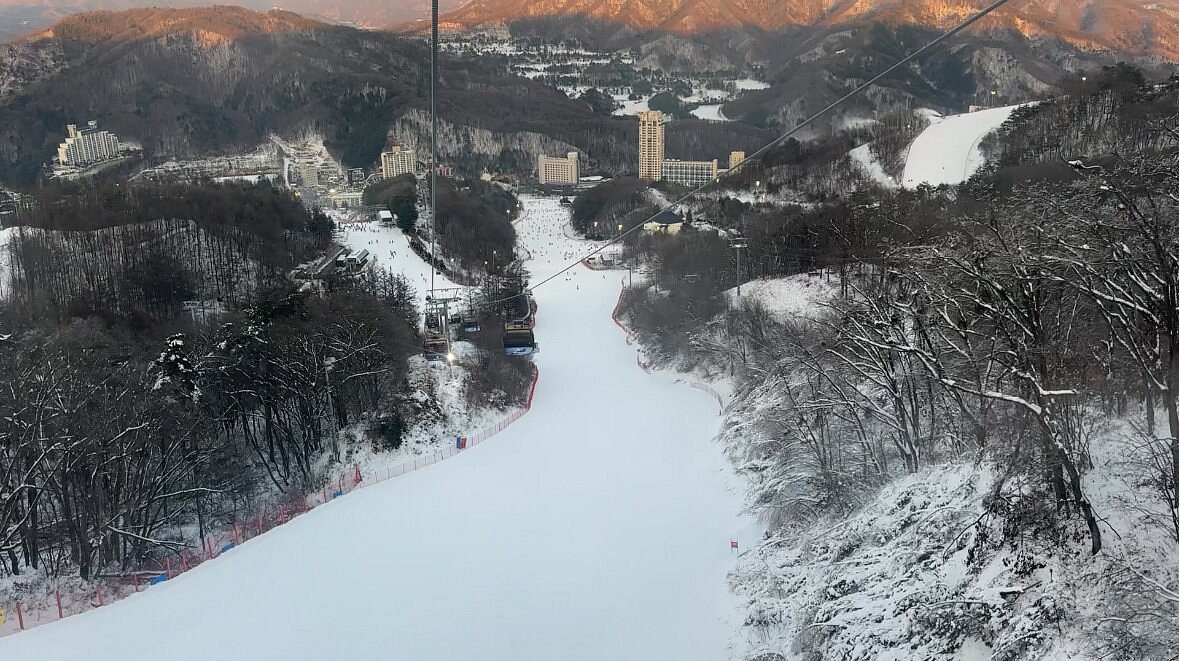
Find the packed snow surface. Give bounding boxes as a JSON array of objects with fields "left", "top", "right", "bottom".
[
  {"left": 901, "top": 104, "right": 1021, "bottom": 188},
  {"left": 334, "top": 210, "right": 462, "bottom": 293},
  {"left": 0, "top": 196, "right": 756, "bottom": 660}
]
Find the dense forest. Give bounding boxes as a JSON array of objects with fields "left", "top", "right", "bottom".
[
  {"left": 0, "top": 181, "right": 430, "bottom": 581},
  {"left": 434, "top": 178, "right": 519, "bottom": 272}
]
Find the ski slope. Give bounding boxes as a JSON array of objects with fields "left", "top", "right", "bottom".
[
  {"left": 335, "top": 214, "right": 462, "bottom": 293},
  {"left": 0, "top": 195, "right": 756, "bottom": 661},
  {"left": 901, "top": 104, "right": 1021, "bottom": 188}
]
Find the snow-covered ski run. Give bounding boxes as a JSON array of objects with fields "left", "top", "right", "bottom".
[{"left": 0, "top": 195, "right": 757, "bottom": 661}]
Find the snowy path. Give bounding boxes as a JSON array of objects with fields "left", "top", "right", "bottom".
[
  {"left": 0, "top": 196, "right": 755, "bottom": 661},
  {"left": 901, "top": 104, "right": 1021, "bottom": 188}
]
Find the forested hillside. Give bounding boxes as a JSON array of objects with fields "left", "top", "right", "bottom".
[
  {"left": 613, "top": 70, "right": 1179, "bottom": 658},
  {"left": 0, "top": 8, "right": 630, "bottom": 186},
  {"left": 4, "top": 181, "right": 331, "bottom": 324},
  {"left": 0, "top": 181, "right": 428, "bottom": 582}
]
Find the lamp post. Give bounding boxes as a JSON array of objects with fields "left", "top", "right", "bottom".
[{"left": 730, "top": 237, "right": 748, "bottom": 296}]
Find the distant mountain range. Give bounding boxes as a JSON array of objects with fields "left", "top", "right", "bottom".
[
  {"left": 2, "top": 3, "right": 1176, "bottom": 190},
  {"left": 0, "top": 0, "right": 465, "bottom": 40},
  {"left": 437, "top": 0, "right": 1179, "bottom": 60}
]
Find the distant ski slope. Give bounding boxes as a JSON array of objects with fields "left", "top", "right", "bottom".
[
  {"left": 0, "top": 196, "right": 756, "bottom": 661},
  {"left": 334, "top": 211, "right": 463, "bottom": 293},
  {"left": 902, "top": 104, "right": 1021, "bottom": 188}
]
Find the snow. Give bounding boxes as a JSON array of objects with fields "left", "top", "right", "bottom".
[
  {"left": 733, "top": 79, "right": 770, "bottom": 91},
  {"left": 0, "top": 226, "right": 13, "bottom": 301},
  {"left": 724, "top": 272, "right": 841, "bottom": 321},
  {"left": 901, "top": 104, "right": 1022, "bottom": 188},
  {"left": 334, "top": 212, "right": 462, "bottom": 294},
  {"left": 612, "top": 97, "right": 650, "bottom": 116},
  {"left": 691, "top": 104, "right": 730, "bottom": 122},
  {"left": 849, "top": 143, "right": 897, "bottom": 188},
  {"left": 0, "top": 195, "right": 756, "bottom": 660}
]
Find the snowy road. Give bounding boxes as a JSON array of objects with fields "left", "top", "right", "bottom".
[
  {"left": 902, "top": 104, "right": 1022, "bottom": 188},
  {"left": 0, "top": 196, "right": 755, "bottom": 660}
]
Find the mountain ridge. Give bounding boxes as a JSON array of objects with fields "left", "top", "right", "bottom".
[
  {"left": 19, "top": 5, "right": 325, "bottom": 43},
  {"left": 432, "top": 0, "right": 1179, "bottom": 60}
]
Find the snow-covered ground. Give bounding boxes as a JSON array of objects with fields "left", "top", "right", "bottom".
[
  {"left": 612, "top": 96, "right": 650, "bottom": 116},
  {"left": 733, "top": 79, "right": 769, "bottom": 91},
  {"left": 901, "top": 104, "right": 1021, "bottom": 188},
  {"left": 725, "top": 272, "right": 841, "bottom": 321},
  {"left": 0, "top": 226, "right": 13, "bottom": 300},
  {"left": 691, "top": 104, "right": 730, "bottom": 122},
  {"left": 0, "top": 195, "right": 757, "bottom": 660},
  {"left": 849, "top": 143, "right": 897, "bottom": 188},
  {"left": 334, "top": 212, "right": 463, "bottom": 295}
]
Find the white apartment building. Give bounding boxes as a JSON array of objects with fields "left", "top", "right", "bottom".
[
  {"left": 638, "top": 111, "right": 664, "bottom": 181},
  {"left": 537, "top": 152, "right": 580, "bottom": 185},
  {"left": 729, "top": 151, "right": 746, "bottom": 169},
  {"left": 661, "top": 159, "right": 718, "bottom": 188},
  {"left": 57, "top": 121, "right": 121, "bottom": 167},
  {"left": 381, "top": 146, "right": 417, "bottom": 179}
]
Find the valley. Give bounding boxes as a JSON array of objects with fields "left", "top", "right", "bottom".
[{"left": 0, "top": 2, "right": 1178, "bottom": 660}]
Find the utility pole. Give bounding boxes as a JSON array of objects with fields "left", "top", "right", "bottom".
[{"left": 429, "top": 0, "right": 439, "bottom": 295}]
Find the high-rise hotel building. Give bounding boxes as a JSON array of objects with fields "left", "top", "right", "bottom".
[
  {"left": 381, "top": 145, "right": 417, "bottom": 179},
  {"left": 57, "top": 121, "right": 120, "bottom": 167},
  {"left": 638, "top": 111, "right": 664, "bottom": 181},
  {"left": 537, "top": 152, "right": 580, "bottom": 185}
]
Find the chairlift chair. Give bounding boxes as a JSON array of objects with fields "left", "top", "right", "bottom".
[
  {"left": 503, "top": 326, "right": 537, "bottom": 356},
  {"left": 423, "top": 335, "right": 449, "bottom": 362}
]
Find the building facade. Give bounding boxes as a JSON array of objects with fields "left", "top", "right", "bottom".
[
  {"left": 661, "top": 159, "right": 718, "bottom": 188},
  {"left": 729, "top": 151, "right": 746, "bottom": 169},
  {"left": 327, "top": 189, "right": 365, "bottom": 209},
  {"left": 537, "top": 152, "right": 580, "bottom": 185},
  {"left": 57, "top": 121, "right": 120, "bottom": 167},
  {"left": 638, "top": 111, "right": 665, "bottom": 181},
  {"left": 381, "top": 146, "right": 416, "bottom": 179}
]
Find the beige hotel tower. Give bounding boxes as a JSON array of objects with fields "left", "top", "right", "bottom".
[{"left": 638, "top": 110, "right": 664, "bottom": 181}]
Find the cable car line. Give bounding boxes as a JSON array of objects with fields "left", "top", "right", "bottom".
[{"left": 486, "top": 0, "right": 1016, "bottom": 306}]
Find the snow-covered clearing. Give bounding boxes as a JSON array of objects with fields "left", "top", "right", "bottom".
[
  {"left": 901, "top": 104, "right": 1021, "bottom": 188},
  {"left": 725, "top": 272, "right": 841, "bottom": 322},
  {"left": 0, "top": 195, "right": 756, "bottom": 660},
  {"left": 849, "top": 143, "right": 897, "bottom": 188},
  {"left": 734, "top": 79, "right": 770, "bottom": 91},
  {"left": 691, "top": 104, "right": 730, "bottom": 121},
  {"left": 613, "top": 96, "right": 650, "bottom": 116}
]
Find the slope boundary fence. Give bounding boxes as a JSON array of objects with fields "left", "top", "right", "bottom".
[{"left": 0, "top": 366, "right": 539, "bottom": 639}]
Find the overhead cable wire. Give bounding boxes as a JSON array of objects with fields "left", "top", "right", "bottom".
[{"left": 491, "top": 0, "right": 1017, "bottom": 305}]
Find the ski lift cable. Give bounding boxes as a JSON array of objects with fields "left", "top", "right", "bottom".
[{"left": 487, "top": 0, "right": 1016, "bottom": 306}]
